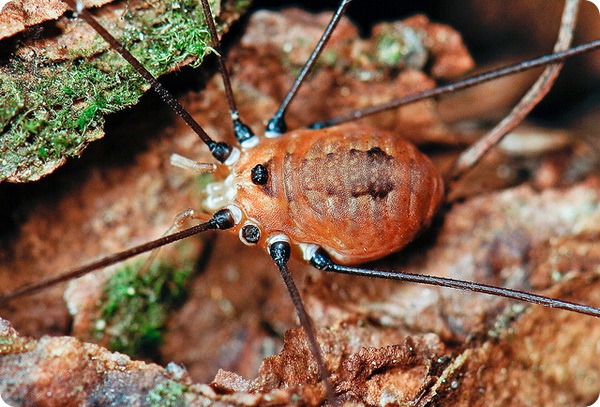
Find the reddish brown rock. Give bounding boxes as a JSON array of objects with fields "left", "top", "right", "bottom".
[{"left": 1, "top": 4, "right": 599, "bottom": 407}]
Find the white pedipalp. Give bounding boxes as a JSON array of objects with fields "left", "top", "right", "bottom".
[
  {"left": 170, "top": 153, "right": 217, "bottom": 174},
  {"left": 203, "top": 173, "right": 237, "bottom": 212}
]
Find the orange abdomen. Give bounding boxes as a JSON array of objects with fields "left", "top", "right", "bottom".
[{"left": 233, "top": 124, "right": 444, "bottom": 264}]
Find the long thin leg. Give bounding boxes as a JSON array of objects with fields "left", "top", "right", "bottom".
[
  {"left": 199, "top": 0, "right": 258, "bottom": 147},
  {"left": 269, "top": 239, "right": 336, "bottom": 405},
  {"left": 265, "top": 0, "right": 353, "bottom": 137},
  {"left": 63, "top": 0, "right": 234, "bottom": 163},
  {"left": 309, "top": 5, "right": 595, "bottom": 131},
  {"left": 448, "top": 0, "right": 581, "bottom": 184},
  {"left": 308, "top": 249, "right": 600, "bottom": 318},
  {"left": 135, "top": 209, "right": 208, "bottom": 278},
  {"left": 0, "top": 209, "right": 236, "bottom": 306}
]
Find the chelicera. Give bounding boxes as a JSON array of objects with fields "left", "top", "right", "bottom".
[{"left": 2, "top": 0, "right": 600, "bottom": 404}]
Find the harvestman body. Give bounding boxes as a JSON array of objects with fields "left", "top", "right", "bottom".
[
  {"left": 214, "top": 124, "right": 442, "bottom": 264},
  {"left": 2, "top": 0, "right": 600, "bottom": 404}
]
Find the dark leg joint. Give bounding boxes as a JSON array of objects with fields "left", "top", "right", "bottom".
[
  {"left": 210, "top": 142, "right": 233, "bottom": 163},
  {"left": 310, "top": 248, "right": 334, "bottom": 271},
  {"left": 211, "top": 209, "right": 236, "bottom": 230},
  {"left": 265, "top": 113, "right": 287, "bottom": 138},
  {"left": 269, "top": 240, "right": 291, "bottom": 267}
]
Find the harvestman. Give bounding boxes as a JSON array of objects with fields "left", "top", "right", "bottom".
[{"left": 2, "top": 0, "right": 600, "bottom": 404}]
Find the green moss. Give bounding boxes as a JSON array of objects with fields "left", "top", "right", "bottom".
[
  {"left": 0, "top": 82, "right": 24, "bottom": 133},
  {"left": 376, "top": 32, "right": 405, "bottom": 66},
  {"left": 0, "top": 0, "right": 251, "bottom": 182},
  {"left": 145, "top": 380, "right": 188, "bottom": 407},
  {"left": 0, "top": 337, "right": 13, "bottom": 346},
  {"left": 374, "top": 24, "right": 427, "bottom": 69},
  {"left": 93, "top": 259, "right": 194, "bottom": 357}
]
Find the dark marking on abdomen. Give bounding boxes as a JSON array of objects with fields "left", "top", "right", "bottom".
[
  {"left": 299, "top": 146, "right": 399, "bottom": 201},
  {"left": 348, "top": 147, "right": 396, "bottom": 199}
]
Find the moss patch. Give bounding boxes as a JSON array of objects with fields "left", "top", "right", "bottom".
[
  {"left": 0, "top": 0, "right": 251, "bottom": 182},
  {"left": 373, "top": 23, "right": 427, "bottom": 69},
  {"left": 145, "top": 380, "right": 189, "bottom": 407},
  {"left": 93, "top": 259, "right": 194, "bottom": 358}
]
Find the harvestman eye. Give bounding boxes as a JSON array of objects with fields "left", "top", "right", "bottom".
[{"left": 251, "top": 163, "right": 269, "bottom": 185}]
